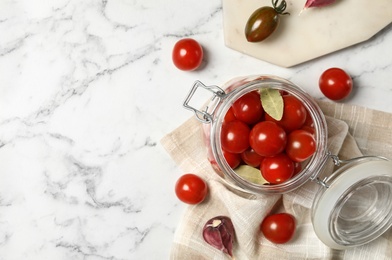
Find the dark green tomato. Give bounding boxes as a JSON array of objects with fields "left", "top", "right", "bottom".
[{"left": 245, "top": 7, "right": 280, "bottom": 42}]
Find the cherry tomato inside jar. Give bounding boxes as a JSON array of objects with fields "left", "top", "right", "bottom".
[
  {"left": 223, "top": 150, "right": 241, "bottom": 169},
  {"left": 223, "top": 107, "right": 237, "bottom": 123},
  {"left": 261, "top": 153, "right": 294, "bottom": 184},
  {"left": 265, "top": 95, "right": 307, "bottom": 133},
  {"left": 221, "top": 120, "right": 250, "bottom": 154},
  {"left": 241, "top": 148, "right": 264, "bottom": 168},
  {"left": 286, "top": 130, "right": 316, "bottom": 163},
  {"left": 172, "top": 38, "right": 203, "bottom": 71},
  {"left": 319, "top": 68, "right": 353, "bottom": 101},
  {"left": 249, "top": 121, "right": 287, "bottom": 157},
  {"left": 175, "top": 174, "right": 208, "bottom": 204},
  {"left": 232, "top": 91, "right": 264, "bottom": 125},
  {"left": 260, "top": 213, "right": 296, "bottom": 244}
]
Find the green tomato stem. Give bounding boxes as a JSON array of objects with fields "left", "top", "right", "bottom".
[{"left": 272, "top": 0, "right": 290, "bottom": 15}]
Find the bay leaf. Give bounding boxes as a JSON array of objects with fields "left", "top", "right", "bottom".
[
  {"left": 260, "top": 88, "right": 283, "bottom": 121},
  {"left": 234, "top": 165, "right": 269, "bottom": 185}
]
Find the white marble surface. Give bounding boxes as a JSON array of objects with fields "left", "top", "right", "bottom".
[{"left": 0, "top": 0, "right": 391, "bottom": 259}]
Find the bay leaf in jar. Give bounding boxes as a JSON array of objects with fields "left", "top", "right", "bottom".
[{"left": 235, "top": 165, "right": 269, "bottom": 185}]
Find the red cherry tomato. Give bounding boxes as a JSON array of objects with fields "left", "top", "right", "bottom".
[
  {"left": 223, "top": 107, "right": 237, "bottom": 123},
  {"left": 221, "top": 120, "right": 250, "bottom": 153},
  {"left": 241, "top": 148, "right": 264, "bottom": 167},
  {"left": 260, "top": 213, "right": 296, "bottom": 244},
  {"left": 293, "top": 161, "right": 302, "bottom": 176},
  {"left": 301, "top": 125, "right": 315, "bottom": 135},
  {"left": 249, "top": 121, "right": 287, "bottom": 157},
  {"left": 286, "top": 130, "right": 316, "bottom": 162},
  {"left": 261, "top": 153, "right": 294, "bottom": 184},
  {"left": 232, "top": 91, "right": 264, "bottom": 125},
  {"left": 175, "top": 174, "right": 208, "bottom": 204},
  {"left": 301, "top": 109, "right": 315, "bottom": 135},
  {"left": 172, "top": 38, "right": 203, "bottom": 71},
  {"left": 223, "top": 150, "right": 241, "bottom": 169},
  {"left": 265, "top": 95, "right": 306, "bottom": 132},
  {"left": 319, "top": 68, "right": 353, "bottom": 101},
  {"left": 303, "top": 109, "right": 314, "bottom": 128}
]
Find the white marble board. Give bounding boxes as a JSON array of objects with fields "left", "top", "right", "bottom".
[{"left": 223, "top": 0, "right": 392, "bottom": 67}]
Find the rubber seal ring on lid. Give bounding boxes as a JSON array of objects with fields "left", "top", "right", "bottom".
[{"left": 312, "top": 158, "right": 392, "bottom": 249}]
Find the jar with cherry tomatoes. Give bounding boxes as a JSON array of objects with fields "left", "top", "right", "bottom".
[
  {"left": 183, "top": 75, "right": 392, "bottom": 250},
  {"left": 184, "top": 75, "right": 329, "bottom": 193}
]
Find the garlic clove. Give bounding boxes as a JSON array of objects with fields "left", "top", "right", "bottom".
[{"left": 202, "top": 216, "right": 235, "bottom": 257}]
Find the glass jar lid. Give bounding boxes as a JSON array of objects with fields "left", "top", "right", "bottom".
[{"left": 312, "top": 156, "right": 392, "bottom": 249}]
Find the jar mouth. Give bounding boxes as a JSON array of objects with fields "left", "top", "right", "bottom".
[{"left": 210, "top": 75, "right": 328, "bottom": 194}]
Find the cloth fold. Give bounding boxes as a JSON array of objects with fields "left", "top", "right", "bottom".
[{"left": 161, "top": 100, "right": 392, "bottom": 260}]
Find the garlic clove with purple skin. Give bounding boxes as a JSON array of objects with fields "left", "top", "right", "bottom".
[
  {"left": 304, "top": 0, "right": 336, "bottom": 9},
  {"left": 202, "top": 216, "right": 235, "bottom": 257}
]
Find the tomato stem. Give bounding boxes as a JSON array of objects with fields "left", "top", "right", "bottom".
[{"left": 272, "top": 0, "right": 290, "bottom": 15}]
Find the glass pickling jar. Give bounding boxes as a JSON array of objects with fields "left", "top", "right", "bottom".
[{"left": 183, "top": 75, "right": 392, "bottom": 250}]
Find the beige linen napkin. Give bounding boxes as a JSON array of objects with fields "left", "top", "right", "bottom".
[{"left": 161, "top": 100, "right": 392, "bottom": 260}]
